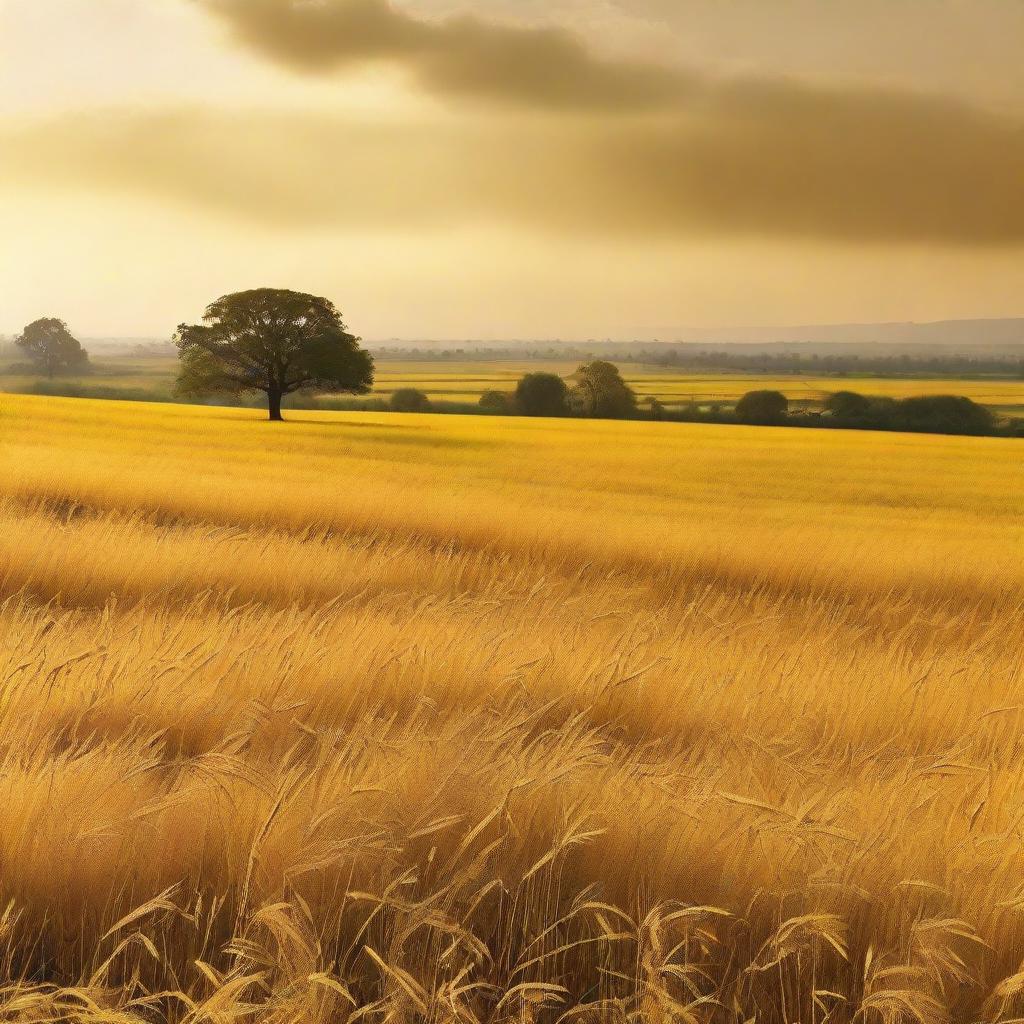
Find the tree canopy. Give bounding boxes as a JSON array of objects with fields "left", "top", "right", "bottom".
[
  {"left": 572, "top": 361, "right": 637, "bottom": 419},
  {"left": 175, "top": 288, "right": 374, "bottom": 421},
  {"left": 390, "top": 388, "right": 431, "bottom": 413},
  {"left": 479, "top": 390, "right": 511, "bottom": 414},
  {"left": 16, "top": 318, "right": 90, "bottom": 377}
]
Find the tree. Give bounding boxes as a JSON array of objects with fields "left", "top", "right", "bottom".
[
  {"left": 514, "top": 373, "right": 569, "bottom": 417},
  {"left": 646, "top": 397, "right": 667, "bottom": 421},
  {"left": 571, "top": 361, "right": 637, "bottom": 419},
  {"left": 175, "top": 288, "right": 373, "bottom": 421},
  {"left": 479, "top": 390, "right": 511, "bottom": 414},
  {"left": 390, "top": 388, "right": 431, "bottom": 413},
  {"left": 735, "top": 390, "right": 789, "bottom": 425},
  {"left": 16, "top": 318, "right": 90, "bottom": 377}
]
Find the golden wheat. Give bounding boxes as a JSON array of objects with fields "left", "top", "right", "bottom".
[{"left": 0, "top": 392, "right": 1022, "bottom": 1023}]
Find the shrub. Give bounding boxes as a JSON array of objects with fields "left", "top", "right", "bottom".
[
  {"left": 389, "top": 388, "right": 432, "bottom": 413},
  {"left": 479, "top": 390, "right": 511, "bottom": 414},
  {"left": 892, "top": 395, "right": 995, "bottom": 436},
  {"left": 735, "top": 390, "right": 789, "bottom": 425},
  {"left": 514, "top": 373, "right": 569, "bottom": 417},
  {"left": 825, "top": 391, "right": 873, "bottom": 420},
  {"left": 647, "top": 397, "right": 667, "bottom": 421}
]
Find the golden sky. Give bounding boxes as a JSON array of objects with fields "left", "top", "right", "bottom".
[{"left": 1, "top": 0, "right": 1022, "bottom": 339}]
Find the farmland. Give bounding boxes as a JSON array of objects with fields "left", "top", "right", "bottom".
[
  {"left": 372, "top": 364, "right": 1024, "bottom": 415},
  {"left": 4, "top": 353, "right": 1024, "bottom": 415},
  {"left": 0, "top": 392, "right": 1023, "bottom": 1021}
]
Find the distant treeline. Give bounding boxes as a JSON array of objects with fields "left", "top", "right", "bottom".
[
  {"left": 632, "top": 348, "right": 1024, "bottom": 378},
  {"left": 317, "top": 367, "right": 1021, "bottom": 439},
  {"left": 679, "top": 390, "right": 1018, "bottom": 438},
  {"left": 7, "top": 331, "right": 1022, "bottom": 379},
  {"left": 375, "top": 344, "right": 1024, "bottom": 378}
]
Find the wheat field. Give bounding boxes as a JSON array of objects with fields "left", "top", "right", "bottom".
[{"left": 1, "top": 392, "right": 1023, "bottom": 1023}]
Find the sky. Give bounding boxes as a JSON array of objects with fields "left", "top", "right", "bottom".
[{"left": 1, "top": 0, "right": 1022, "bottom": 340}]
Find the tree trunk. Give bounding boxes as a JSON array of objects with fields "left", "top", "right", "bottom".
[{"left": 267, "top": 389, "right": 284, "bottom": 422}]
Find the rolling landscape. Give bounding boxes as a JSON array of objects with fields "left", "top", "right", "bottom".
[{"left": 3, "top": 0, "right": 1024, "bottom": 1022}]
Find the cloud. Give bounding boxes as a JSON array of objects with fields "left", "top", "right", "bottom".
[
  {"left": 159, "top": 0, "right": 1024, "bottom": 245},
  {"left": 193, "top": 0, "right": 694, "bottom": 110},
  {"left": 2, "top": 81, "right": 1022, "bottom": 244}
]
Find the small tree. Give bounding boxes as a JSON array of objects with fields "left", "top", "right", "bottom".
[
  {"left": 16, "top": 318, "right": 90, "bottom": 377},
  {"left": 572, "top": 361, "right": 637, "bottom": 419},
  {"left": 479, "top": 390, "right": 511, "bottom": 414},
  {"left": 515, "top": 373, "right": 569, "bottom": 417},
  {"left": 390, "top": 388, "right": 431, "bottom": 413},
  {"left": 646, "top": 397, "right": 667, "bottom": 421},
  {"left": 735, "top": 390, "right": 789, "bottom": 425},
  {"left": 175, "top": 288, "right": 374, "bottom": 421}
]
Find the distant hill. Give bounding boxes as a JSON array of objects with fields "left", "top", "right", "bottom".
[{"left": 659, "top": 318, "right": 1024, "bottom": 352}]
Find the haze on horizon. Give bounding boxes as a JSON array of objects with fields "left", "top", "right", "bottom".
[{"left": 1, "top": 0, "right": 1022, "bottom": 341}]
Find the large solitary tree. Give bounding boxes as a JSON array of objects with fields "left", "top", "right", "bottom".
[
  {"left": 175, "top": 289, "right": 374, "bottom": 421},
  {"left": 16, "top": 318, "right": 90, "bottom": 377}
]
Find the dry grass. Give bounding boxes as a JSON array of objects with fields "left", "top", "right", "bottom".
[{"left": 0, "top": 393, "right": 1023, "bottom": 1023}]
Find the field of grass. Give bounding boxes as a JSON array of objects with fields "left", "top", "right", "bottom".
[
  {"left": 1, "top": 393, "right": 1024, "bottom": 1022},
  {"left": 5, "top": 355, "right": 1024, "bottom": 415},
  {"left": 0, "top": 355, "right": 180, "bottom": 402}
]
